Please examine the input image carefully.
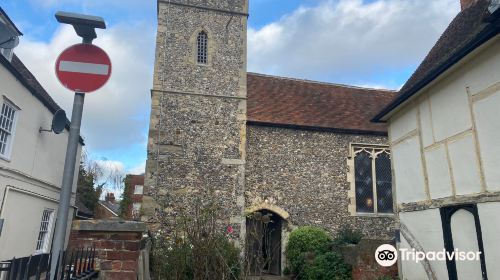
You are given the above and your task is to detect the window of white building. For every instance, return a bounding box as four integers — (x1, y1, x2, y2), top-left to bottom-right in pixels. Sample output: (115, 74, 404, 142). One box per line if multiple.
(0, 99, 18, 159)
(349, 145, 393, 215)
(134, 185, 144, 195)
(132, 203, 141, 220)
(35, 209, 54, 254)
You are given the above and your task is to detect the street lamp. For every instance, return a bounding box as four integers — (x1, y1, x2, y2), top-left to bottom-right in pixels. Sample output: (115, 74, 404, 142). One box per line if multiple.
(55, 11, 105, 43)
(50, 11, 106, 279)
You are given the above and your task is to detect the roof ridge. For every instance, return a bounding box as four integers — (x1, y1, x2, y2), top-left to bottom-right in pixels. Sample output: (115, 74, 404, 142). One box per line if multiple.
(247, 72, 397, 92)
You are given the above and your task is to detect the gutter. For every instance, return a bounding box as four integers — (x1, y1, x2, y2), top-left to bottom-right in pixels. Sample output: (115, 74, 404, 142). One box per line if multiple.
(247, 120, 388, 136)
(372, 16, 500, 123)
(0, 7, 23, 36)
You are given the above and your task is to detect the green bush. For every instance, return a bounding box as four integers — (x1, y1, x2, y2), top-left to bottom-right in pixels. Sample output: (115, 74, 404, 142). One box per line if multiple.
(152, 232, 240, 280)
(286, 226, 332, 275)
(376, 277, 399, 280)
(333, 226, 363, 245)
(302, 251, 351, 280)
(150, 201, 241, 280)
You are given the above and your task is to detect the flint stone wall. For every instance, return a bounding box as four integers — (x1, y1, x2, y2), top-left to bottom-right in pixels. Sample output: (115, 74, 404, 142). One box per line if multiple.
(245, 125, 396, 239)
(143, 0, 248, 243)
(158, 0, 247, 13)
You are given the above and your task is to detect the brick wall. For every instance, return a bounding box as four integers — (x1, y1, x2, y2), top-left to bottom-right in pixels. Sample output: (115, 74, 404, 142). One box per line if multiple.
(123, 174, 144, 220)
(339, 239, 398, 280)
(69, 220, 146, 280)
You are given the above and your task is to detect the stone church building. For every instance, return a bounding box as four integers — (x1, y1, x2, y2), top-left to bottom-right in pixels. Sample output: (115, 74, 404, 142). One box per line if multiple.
(142, 0, 397, 275)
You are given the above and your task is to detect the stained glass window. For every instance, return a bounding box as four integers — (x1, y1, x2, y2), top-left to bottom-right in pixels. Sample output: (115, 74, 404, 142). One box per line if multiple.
(353, 146, 393, 214)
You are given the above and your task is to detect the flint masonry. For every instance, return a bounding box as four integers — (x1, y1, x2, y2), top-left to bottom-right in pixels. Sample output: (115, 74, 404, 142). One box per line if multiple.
(143, 0, 397, 275)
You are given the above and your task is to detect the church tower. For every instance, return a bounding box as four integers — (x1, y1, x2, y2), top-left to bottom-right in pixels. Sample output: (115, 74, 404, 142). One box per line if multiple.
(143, 0, 249, 242)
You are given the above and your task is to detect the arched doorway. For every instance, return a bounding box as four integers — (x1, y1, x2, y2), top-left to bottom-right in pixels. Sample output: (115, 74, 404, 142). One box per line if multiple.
(246, 209, 283, 276)
(440, 204, 487, 279)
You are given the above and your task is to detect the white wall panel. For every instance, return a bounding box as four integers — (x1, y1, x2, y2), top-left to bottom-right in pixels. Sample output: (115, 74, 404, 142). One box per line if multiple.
(0, 189, 58, 260)
(0, 65, 81, 189)
(477, 202, 500, 278)
(400, 210, 449, 279)
(392, 136, 426, 203)
(464, 40, 500, 96)
(389, 107, 417, 142)
(399, 236, 428, 280)
(474, 90, 500, 191)
(425, 145, 453, 199)
(428, 78, 471, 142)
(419, 99, 434, 147)
(447, 134, 482, 195)
(450, 209, 482, 280)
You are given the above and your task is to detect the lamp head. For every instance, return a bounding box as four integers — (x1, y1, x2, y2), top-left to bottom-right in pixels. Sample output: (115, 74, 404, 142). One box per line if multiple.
(55, 11, 106, 42)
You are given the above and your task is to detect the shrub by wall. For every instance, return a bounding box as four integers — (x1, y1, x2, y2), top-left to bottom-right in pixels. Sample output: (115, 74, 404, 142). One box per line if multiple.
(302, 251, 351, 280)
(286, 226, 336, 277)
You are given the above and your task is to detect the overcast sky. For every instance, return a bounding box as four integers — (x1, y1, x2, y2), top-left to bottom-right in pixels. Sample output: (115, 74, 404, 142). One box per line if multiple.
(1, 0, 460, 185)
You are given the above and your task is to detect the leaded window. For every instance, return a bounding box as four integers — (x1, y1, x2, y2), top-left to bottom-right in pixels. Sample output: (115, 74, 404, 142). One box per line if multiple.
(353, 146, 393, 214)
(197, 31, 208, 64)
(0, 100, 17, 158)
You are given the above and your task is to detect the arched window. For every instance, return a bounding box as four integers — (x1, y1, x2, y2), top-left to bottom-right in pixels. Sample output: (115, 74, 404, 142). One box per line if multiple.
(197, 31, 208, 64)
(352, 145, 393, 214)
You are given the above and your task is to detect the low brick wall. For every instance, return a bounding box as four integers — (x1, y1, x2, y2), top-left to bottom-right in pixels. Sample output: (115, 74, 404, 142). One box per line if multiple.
(69, 220, 147, 280)
(339, 239, 398, 280)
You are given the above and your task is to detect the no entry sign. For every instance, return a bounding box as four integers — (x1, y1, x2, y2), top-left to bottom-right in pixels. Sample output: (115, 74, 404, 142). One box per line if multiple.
(55, 43, 111, 93)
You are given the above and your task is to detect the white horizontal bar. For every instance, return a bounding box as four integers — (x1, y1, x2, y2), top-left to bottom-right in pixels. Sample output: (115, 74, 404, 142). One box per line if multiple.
(59, 60, 109, 75)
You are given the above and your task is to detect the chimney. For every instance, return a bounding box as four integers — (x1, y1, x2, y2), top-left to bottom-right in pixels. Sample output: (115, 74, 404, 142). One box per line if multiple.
(105, 193, 116, 203)
(460, 0, 479, 10)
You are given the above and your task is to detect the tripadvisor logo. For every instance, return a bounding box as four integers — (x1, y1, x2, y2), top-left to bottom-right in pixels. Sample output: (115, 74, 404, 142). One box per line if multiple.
(375, 244, 482, 267)
(375, 244, 398, 267)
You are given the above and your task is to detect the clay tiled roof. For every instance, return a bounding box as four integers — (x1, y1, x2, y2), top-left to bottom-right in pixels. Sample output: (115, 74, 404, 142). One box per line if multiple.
(374, 0, 500, 121)
(247, 73, 397, 134)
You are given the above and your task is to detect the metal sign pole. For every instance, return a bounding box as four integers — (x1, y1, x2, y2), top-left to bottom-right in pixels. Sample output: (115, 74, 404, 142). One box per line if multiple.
(50, 34, 96, 280)
(49, 12, 107, 279)
(49, 91, 85, 278)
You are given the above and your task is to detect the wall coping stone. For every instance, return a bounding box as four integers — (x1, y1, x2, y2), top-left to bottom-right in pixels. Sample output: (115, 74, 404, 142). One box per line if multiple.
(72, 220, 147, 232)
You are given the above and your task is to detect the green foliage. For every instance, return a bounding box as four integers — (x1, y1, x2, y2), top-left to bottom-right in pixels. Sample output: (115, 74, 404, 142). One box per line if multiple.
(286, 226, 332, 276)
(286, 226, 354, 279)
(283, 266, 291, 275)
(76, 162, 103, 212)
(151, 201, 241, 280)
(302, 252, 351, 280)
(152, 234, 240, 280)
(119, 175, 133, 218)
(333, 226, 363, 245)
(376, 277, 399, 280)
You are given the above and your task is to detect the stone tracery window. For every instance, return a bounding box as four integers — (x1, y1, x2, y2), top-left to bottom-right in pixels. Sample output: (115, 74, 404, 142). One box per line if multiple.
(197, 31, 208, 64)
(352, 145, 393, 214)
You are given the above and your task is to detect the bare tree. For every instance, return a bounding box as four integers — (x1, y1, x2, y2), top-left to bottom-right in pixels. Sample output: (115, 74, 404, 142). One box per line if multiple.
(80, 149, 125, 193)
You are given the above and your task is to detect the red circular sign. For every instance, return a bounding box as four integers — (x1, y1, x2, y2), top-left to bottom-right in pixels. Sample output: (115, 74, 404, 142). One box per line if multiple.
(55, 44, 111, 93)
